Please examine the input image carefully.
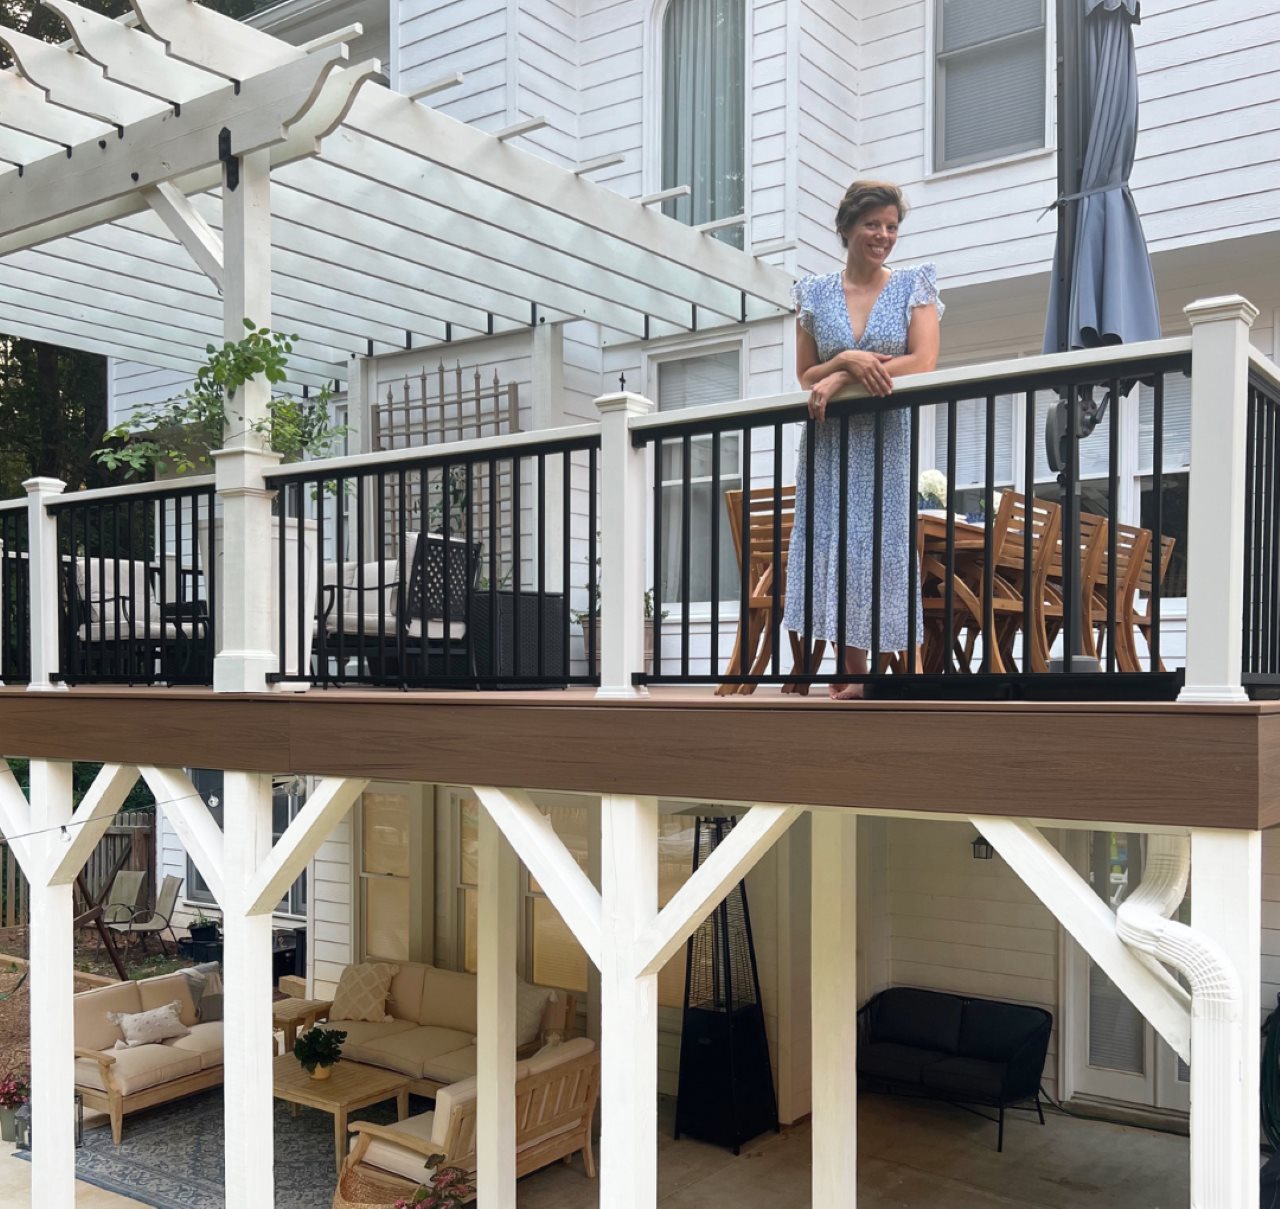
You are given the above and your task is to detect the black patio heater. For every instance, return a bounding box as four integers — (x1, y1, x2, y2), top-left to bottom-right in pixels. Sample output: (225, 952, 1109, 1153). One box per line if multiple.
(673, 815, 778, 1155)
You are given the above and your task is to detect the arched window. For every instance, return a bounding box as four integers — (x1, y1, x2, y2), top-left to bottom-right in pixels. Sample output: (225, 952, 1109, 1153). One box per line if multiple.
(660, 0, 746, 247)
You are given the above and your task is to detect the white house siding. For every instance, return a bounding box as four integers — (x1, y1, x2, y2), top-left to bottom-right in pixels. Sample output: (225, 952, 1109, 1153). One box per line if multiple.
(884, 817, 1061, 1101)
(309, 816, 356, 999)
(398, 0, 512, 130)
(107, 360, 195, 427)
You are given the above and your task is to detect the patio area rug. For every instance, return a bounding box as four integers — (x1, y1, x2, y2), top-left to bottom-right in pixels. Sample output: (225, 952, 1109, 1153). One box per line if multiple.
(15, 1088, 432, 1209)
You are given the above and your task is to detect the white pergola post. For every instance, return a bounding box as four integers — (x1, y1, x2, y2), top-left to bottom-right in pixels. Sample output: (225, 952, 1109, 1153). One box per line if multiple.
(220, 770, 277, 1206)
(810, 810, 857, 1208)
(599, 793, 659, 1209)
(476, 806, 518, 1207)
(213, 146, 283, 693)
(22, 477, 66, 692)
(1179, 294, 1258, 703)
(26, 759, 75, 1208)
(594, 393, 655, 699)
(1190, 828, 1261, 1209)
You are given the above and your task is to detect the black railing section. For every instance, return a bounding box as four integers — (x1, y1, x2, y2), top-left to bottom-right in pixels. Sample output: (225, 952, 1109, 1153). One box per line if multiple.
(1243, 370, 1280, 696)
(263, 435, 600, 689)
(47, 484, 218, 686)
(0, 507, 30, 684)
(635, 351, 1191, 700)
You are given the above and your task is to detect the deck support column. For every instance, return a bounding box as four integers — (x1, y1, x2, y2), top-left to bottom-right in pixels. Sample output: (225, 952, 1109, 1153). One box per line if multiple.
(811, 810, 856, 1208)
(477, 805, 518, 1207)
(27, 759, 75, 1208)
(1190, 828, 1260, 1209)
(599, 793, 659, 1209)
(214, 145, 282, 693)
(221, 771, 277, 1207)
(22, 477, 66, 691)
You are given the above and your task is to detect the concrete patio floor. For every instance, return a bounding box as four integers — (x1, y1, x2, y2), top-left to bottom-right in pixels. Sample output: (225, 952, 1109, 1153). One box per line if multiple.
(0, 1093, 1189, 1208)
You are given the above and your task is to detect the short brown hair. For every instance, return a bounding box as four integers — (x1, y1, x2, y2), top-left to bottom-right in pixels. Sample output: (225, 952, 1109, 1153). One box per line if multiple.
(835, 180, 908, 247)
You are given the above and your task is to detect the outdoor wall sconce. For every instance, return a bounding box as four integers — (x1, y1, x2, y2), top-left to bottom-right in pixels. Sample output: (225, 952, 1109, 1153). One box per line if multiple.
(971, 834, 994, 861)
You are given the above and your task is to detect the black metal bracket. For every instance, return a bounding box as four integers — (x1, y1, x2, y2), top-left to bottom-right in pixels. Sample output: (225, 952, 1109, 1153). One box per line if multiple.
(218, 127, 239, 191)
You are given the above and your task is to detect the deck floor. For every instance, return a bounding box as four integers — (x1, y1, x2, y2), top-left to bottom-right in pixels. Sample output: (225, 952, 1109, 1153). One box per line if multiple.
(0, 1093, 1190, 1208)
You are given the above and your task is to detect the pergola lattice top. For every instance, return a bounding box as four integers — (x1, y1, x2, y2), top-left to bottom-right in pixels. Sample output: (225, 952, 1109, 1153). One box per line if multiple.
(0, 0, 795, 387)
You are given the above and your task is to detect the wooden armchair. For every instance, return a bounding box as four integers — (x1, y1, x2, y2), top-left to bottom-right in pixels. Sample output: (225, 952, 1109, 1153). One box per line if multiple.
(1085, 521, 1153, 671)
(1029, 510, 1110, 672)
(1121, 532, 1176, 672)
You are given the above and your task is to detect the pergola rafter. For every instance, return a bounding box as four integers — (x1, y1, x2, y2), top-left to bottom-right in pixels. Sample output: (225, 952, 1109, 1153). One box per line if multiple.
(0, 0, 793, 384)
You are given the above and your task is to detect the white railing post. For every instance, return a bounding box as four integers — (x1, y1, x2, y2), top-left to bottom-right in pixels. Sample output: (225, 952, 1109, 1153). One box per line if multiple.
(593, 392, 654, 699)
(1179, 295, 1259, 703)
(22, 476, 66, 692)
(214, 147, 283, 693)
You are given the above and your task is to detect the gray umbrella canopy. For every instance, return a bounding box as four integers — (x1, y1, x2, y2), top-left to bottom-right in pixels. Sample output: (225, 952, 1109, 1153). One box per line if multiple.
(1044, 0, 1160, 351)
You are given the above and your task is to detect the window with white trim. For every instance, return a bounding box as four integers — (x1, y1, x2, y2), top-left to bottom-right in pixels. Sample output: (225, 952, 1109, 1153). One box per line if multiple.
(656, 349, 743, 609)
(661, 0, 747, 247)
(932, 395, 1016, 518)
(934, 0, 1047, 170)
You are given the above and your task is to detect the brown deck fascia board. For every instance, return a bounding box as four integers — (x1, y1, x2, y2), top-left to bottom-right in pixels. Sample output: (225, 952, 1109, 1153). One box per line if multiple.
(0, 688, 1275, 830)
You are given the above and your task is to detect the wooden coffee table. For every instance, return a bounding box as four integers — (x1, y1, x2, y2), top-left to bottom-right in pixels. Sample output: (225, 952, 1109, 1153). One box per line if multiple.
(272, 996, 333, 1054)
(272, 1054, 411, 1173)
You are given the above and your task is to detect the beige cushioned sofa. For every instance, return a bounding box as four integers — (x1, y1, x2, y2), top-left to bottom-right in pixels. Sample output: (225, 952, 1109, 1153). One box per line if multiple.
(74, 972, 222, 1144)
(319, 962, 571, 1097)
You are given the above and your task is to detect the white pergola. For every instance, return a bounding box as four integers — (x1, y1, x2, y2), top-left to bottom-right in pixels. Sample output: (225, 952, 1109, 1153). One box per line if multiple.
(0, 0, 794, 387)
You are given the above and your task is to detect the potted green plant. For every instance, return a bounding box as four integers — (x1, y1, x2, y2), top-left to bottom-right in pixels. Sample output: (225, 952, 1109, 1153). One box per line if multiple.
(294, 1025, 346, 1081)
(393, 1157, 476, 1208)
(0, 1070, 29, 1143)
(187, 912, 220, 945)
(572, 555, 667, 676)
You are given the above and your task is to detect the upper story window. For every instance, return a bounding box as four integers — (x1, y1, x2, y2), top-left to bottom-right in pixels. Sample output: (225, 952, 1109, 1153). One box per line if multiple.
(934, 0, 1047, 171)
(661, 0, 747, 248)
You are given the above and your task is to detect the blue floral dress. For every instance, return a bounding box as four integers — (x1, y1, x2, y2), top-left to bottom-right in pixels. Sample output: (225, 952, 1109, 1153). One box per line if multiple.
(783, 264, 944, 651)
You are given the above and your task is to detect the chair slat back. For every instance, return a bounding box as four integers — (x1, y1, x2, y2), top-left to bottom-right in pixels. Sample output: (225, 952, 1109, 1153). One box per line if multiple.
(154, 874, 181, 919)
(1135, 533, 1176, 595)
(723, 486, 797, 586)
(992, 492, 1061, 581)
(1092, 520, 1153, 599)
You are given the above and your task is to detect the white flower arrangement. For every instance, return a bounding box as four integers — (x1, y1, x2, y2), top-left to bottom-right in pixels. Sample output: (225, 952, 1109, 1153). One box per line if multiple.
(917, 468, 948, 508)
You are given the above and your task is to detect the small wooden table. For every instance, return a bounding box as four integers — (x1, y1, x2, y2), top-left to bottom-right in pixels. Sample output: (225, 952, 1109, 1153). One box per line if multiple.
(272, 997, 333, 1054)
(272, 1055, 411, 1173)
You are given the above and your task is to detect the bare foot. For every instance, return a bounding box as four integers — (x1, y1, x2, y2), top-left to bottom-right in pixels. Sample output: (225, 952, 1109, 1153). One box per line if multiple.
(828, 683, 865, 701)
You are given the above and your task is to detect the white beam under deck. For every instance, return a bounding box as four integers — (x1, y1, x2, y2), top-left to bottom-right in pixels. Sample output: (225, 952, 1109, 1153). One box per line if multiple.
(0, 0, 793, 377)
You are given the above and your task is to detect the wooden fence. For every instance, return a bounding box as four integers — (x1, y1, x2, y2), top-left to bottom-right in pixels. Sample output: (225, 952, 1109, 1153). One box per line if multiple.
(0, 808, 155, 929)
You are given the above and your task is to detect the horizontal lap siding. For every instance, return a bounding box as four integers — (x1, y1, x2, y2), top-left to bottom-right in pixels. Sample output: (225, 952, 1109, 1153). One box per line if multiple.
(107, 361, 194, 426)
(398, 0, 510, 130)
(518, 0, 581, 166)
(885, 818, 1060, 1100)
(311, 817, 354, 998)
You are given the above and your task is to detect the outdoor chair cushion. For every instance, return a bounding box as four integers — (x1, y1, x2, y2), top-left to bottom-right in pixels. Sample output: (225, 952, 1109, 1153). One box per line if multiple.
(431, 1076, 476, 1144)
(75, 1045, 201, 1096)
(419, 1046, 479, 1086)
(74, 981, 142, 1053)
(332, 962, 400, 1024)
(108, 1000, 190, 1049)
(418, 967, 477, 1034)
(386, 964, 427, 1023)
(161, 1021, 224, 1070)
(524, 1036, 595, 1075)
(921, 1056, 1008, 1102)
(321, 1018, 416, 1051)
(137, 973, 199, 1027)
(854, 1041, 942, 1086)
(869, 987, 963, 1054)
(515, 982, 553, 1048)
(352, 1110, 439, 1185)
(356, 1026, 478, 1080)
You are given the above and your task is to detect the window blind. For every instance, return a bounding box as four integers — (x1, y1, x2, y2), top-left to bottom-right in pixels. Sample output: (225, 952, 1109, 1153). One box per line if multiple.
(933, 395, 1015, 488)
(1138, 372, 1193, 472)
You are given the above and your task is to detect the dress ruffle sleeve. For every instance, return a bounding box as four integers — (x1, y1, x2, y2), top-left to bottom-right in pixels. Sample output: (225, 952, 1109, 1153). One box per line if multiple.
(791, 275, 818, 337)
(908, 262, 945, 320)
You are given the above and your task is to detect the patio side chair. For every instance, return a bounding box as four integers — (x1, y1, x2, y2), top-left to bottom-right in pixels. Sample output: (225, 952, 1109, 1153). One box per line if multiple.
(108, 873, 182, 957)
(1125, 533, 1177, 672)
(100, 869, 146, 926)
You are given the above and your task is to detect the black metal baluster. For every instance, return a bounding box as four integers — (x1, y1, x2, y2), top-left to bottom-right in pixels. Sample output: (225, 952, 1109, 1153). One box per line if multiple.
(1106, 378, 1120, 674)
(804, 419, 815, 686)
(771, 424, 784, 679)
(681, 432, 692, 679)
(561, 451, 571, 684)
(537, 452, 546, 681)
(908, 405, 919, 675)
(738, 429, 752, 689)
(512, 455, 522, 683)
(1150, 374, 1164, 672)
(710, 433, 721, 684)
(944, 399, 957, 674)
(1023, 392, 1036, 675)
(587, 447, 597, 683)
(982, 396, 995, 675)
(871, 409, 884, 677)
(837, 413, 850, 684)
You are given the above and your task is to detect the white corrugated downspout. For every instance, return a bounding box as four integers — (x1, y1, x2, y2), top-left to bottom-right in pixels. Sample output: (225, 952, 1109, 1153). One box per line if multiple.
(1115, 835, 1243, 1209)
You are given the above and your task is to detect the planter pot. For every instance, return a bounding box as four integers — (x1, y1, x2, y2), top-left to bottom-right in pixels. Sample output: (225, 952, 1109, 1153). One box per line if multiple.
(310, 1064, 334, 1081)
(0, 1107, 16, 1143)
(188, 924, 219, 944)
(588, 619, 655, 678)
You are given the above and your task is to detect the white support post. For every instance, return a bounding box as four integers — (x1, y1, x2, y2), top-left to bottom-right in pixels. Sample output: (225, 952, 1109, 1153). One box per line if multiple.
(476, 806, 518, 1208)
(810, 810, 856, 1209)
(27, 759, 75, 1209)
(47, 763, 140, 886)
(1179, 295, 1259, 703)
(221, 771, 277, 1207)
(533, 323, 566, 589)
(140, 765, 226, 904)
(213, 146, 282, 693)
(599, 793, 659, 1209)
(1190, 828, 1261, 1209)
(593, 393, 654, 699)
(23, 476, 66, 692)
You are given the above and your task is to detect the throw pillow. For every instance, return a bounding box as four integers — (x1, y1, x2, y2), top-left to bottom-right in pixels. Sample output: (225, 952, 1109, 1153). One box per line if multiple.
(331, 962, 399, 1024)
(108, 1000, 191, 1049)
(515, 981, 553, 1048)
(180, 962, 224, 1022)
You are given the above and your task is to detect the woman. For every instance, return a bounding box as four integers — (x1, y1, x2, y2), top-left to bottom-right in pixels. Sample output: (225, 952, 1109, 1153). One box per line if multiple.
(783, 180, 943, 699)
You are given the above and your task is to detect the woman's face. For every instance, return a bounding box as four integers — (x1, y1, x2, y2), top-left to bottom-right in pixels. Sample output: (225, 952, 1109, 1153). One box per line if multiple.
(845, 204, 901, 267)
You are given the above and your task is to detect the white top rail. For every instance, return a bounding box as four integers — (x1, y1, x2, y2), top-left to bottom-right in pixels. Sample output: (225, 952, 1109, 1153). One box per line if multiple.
(43, 474, 217, 507)
(263, 421, 603, 481)
(628, 335, 1195, 433)
(1248, 347, 1280, 396)
(0, 499, 24, 513)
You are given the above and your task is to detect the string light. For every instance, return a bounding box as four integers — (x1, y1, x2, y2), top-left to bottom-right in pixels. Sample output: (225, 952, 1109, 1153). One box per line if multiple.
(0, 789, 208, 845)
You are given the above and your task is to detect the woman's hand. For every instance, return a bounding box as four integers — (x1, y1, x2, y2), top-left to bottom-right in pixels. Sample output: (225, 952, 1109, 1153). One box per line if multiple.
(840, 349, 895, 397)
(808, 372, 850, 422)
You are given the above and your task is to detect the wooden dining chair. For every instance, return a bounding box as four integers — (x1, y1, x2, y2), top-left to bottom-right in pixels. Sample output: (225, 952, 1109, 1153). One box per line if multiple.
(1086, 521, 1153, 672)
(1029, 509, 1110, 673)
(716, 486, 803, 695)
(1121, 532, 1177, 672)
